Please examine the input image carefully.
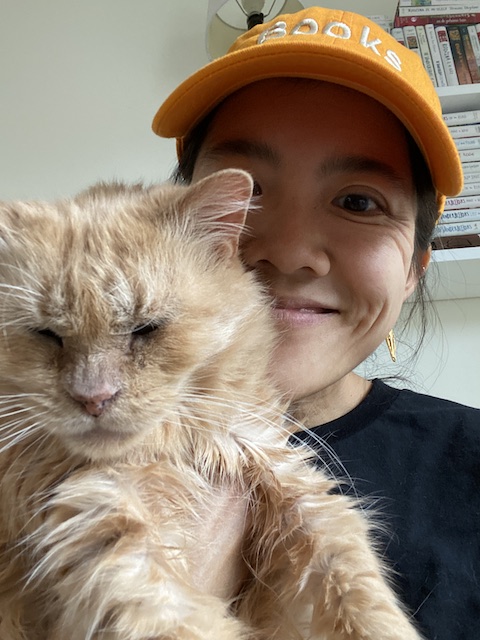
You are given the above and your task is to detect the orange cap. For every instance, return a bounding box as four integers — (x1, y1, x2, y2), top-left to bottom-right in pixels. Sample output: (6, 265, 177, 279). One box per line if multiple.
(152, 6, 463, 210)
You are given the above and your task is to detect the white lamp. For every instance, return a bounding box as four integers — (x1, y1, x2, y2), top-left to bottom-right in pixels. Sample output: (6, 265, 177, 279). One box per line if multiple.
(206, 0, 305, 60)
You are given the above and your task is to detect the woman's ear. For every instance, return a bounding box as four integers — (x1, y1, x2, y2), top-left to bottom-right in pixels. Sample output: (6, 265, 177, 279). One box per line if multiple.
(421, 246, 432, 272)
(404, 246, 432, 301)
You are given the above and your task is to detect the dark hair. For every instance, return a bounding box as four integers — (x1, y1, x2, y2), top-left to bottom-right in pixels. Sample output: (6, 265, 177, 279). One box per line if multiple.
(171, 98, 439, 352)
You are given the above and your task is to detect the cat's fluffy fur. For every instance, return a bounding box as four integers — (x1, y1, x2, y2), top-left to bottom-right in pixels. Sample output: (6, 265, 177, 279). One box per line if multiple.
(0, 170, 422, 639)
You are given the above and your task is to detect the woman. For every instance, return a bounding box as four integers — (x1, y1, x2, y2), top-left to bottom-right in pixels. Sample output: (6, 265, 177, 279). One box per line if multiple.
(152, 7, 480, 639)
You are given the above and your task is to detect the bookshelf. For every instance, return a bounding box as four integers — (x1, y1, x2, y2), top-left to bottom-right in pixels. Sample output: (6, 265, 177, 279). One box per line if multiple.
(430, 84, 480, 301)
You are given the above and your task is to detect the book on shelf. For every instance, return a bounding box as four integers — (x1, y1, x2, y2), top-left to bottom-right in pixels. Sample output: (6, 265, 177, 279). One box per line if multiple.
(459, 148, 480, 161)
(445, 193, 480, 208)
(433, 219, 480, 235)
(443, 109, 480, 125)
(398, 3, 480, 16)
(400, 0, 480, 5)
(467, 24, 480, 69)
(436, 25, 460, 84)
(462, 160, 480, 172)
(403, 24, 421, 54)
(447, 123, 480, 137)
(391, 27, 407, 45)
(462, 171, 480, 182)
(460, 25, 480, 81)
(447, 25, 473, 83)
(425, 23, 449, 84)
(393, 13, 480, 26)
(416, 25, 438, 81)
(440, 207, 480, 221)
(455, 137, 480, 150)
(458, 181, 480, 193)
(432, 233, 480, 249)
(366, 14, 393, 31)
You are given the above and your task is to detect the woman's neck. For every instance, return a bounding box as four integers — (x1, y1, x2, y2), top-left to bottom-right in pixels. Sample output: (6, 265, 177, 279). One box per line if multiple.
(289, 373, 372, 429)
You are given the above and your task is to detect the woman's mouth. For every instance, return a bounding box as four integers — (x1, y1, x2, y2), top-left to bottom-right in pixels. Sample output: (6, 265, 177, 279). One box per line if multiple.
(271, 298, 339, 327)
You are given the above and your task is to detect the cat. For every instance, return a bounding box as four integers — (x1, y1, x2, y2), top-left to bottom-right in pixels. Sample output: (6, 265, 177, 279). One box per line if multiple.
(0, 169, 423, 640)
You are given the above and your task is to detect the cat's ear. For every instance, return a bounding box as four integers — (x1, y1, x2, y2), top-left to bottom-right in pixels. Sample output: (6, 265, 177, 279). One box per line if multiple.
(180, 169, 254, 260)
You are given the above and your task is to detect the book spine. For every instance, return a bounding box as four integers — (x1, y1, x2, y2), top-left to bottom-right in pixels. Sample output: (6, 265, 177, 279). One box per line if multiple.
(432, 233, 480, 249)
(398, 0, 480, 7)
(460, 24, 480, 80)
(454, 136, 480, 149)
(436, 25, 460, 84)
(447, 123, 480, 137)
(445, 194, 480, 208)
(447, 25, 473, 83)
(459, 181, 480, 194)
(443, 109, 480, 124)
(440, 207, 480, 221)
(394, 13, 480, 26)
(462, 160, 480, 172)
(462, 159, 480, 171)
(467, 24, 480, 71)
(391, 27, 407, 45)
(463, 171, 480, 182)
(416, 25, 438, 83)
(400, 0, 480, 4)
(399, 3, 480, 15)
(434, 220, 480, 236)
(459, 148, 480, 161)
(426, 23, 449, 85)
(366, 15, 392, 31)
(403, 25, 421, 54)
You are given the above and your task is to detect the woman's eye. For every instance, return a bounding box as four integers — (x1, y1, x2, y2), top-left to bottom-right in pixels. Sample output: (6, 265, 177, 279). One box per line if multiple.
(252, 180, 263, 196)
(335, 193, 380, 213)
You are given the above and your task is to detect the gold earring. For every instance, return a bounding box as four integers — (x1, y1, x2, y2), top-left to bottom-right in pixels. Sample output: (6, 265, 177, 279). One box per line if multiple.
(386, 329, 396, 362)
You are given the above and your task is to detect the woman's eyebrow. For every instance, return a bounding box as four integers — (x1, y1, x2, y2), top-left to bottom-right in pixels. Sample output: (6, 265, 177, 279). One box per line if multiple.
(200, 138, 281, 167)
(318, 155, 410, 189)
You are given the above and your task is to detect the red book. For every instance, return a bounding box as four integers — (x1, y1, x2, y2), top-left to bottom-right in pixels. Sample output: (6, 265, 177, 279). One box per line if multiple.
(393, 13, 480, 27)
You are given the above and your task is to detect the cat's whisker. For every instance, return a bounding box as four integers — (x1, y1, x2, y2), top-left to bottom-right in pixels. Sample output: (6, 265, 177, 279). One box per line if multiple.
(0, 392, 47, 402)
(0, 316, 39, 331)
(0, 416, 49, 451)
(0, 281, 42, 299)
(0, 405, 45, 421)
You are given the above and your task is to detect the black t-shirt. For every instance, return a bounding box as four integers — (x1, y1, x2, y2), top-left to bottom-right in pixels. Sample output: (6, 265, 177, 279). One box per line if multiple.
(292, 379, 480, 640)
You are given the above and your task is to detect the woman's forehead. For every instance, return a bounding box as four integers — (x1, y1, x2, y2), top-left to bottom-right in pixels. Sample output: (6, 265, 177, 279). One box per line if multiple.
(202, 79, 412, 173)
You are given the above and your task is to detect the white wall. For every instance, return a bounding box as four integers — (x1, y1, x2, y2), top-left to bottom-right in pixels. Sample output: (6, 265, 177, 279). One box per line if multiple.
(1, 0, 479, 408)
(0, 0, 210, 199)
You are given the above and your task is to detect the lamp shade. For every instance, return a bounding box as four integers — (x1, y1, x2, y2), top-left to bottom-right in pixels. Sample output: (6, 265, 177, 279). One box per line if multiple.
(206, 0, 305, 60)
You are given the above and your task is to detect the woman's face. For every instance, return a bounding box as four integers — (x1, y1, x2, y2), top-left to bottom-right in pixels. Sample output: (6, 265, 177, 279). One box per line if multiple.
(192, 79, 424, 401)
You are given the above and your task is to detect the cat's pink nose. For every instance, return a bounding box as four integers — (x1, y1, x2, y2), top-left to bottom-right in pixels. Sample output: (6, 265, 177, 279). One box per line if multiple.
(72, 390, 119, 417)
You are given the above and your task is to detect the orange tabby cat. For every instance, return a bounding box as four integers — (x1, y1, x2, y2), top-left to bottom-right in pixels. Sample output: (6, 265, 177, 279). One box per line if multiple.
(0, 169, 423, 639)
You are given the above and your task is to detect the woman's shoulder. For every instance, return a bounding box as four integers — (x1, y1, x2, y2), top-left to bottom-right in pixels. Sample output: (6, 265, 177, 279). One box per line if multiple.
(378, 379, 480, 434)
(294, 378, 480, 450)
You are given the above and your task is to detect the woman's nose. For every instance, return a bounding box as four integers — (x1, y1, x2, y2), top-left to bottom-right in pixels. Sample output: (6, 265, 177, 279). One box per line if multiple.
(241, 202, 331, 277)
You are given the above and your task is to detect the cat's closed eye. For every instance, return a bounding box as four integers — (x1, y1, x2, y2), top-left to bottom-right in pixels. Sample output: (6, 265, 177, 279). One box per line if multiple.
(35, 328, 63, 347)
(132, 321, 164, 338)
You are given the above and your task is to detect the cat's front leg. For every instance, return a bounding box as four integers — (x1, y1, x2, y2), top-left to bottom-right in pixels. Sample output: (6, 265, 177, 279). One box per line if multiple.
(31, 467, 249, 640)
(295, 489, 425, 640)
(238, 456, 424, 640)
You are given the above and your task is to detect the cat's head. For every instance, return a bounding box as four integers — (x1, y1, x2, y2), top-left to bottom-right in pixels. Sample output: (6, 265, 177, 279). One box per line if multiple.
(0, 169, 275, 461)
